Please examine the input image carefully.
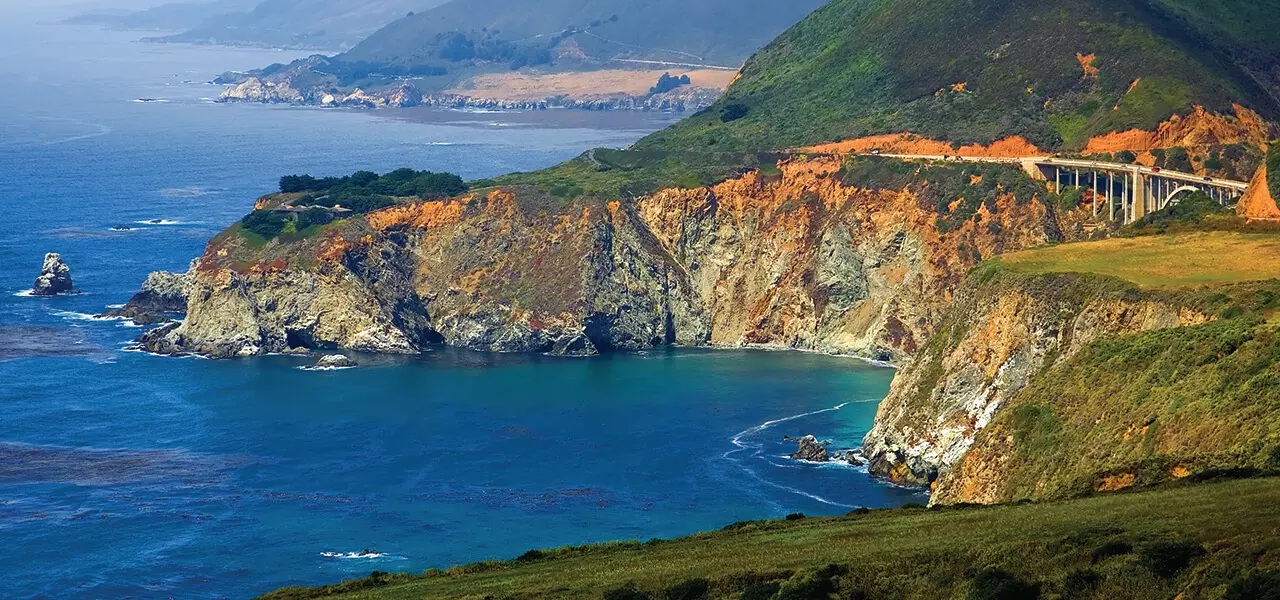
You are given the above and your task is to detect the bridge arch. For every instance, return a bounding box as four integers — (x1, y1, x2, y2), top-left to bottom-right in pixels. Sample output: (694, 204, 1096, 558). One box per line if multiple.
(1161, 185, 1205, 210)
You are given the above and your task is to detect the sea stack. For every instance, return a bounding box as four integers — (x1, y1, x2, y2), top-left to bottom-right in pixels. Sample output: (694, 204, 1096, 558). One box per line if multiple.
(32, 253, 73, 296)
(789, 435, 829, 462)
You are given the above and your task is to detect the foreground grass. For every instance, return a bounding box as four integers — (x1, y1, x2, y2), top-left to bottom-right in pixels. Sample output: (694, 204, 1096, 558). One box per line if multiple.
(995, 232, 1280, 287)
(262, 478, 1280, 600)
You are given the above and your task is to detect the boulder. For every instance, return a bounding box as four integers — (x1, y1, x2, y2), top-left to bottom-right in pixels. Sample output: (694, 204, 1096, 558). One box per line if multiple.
(789, 435, 829, 462)
(103, 260, 196, 324)
(32, 253, 73, 296)
(315, 354, 356, 369)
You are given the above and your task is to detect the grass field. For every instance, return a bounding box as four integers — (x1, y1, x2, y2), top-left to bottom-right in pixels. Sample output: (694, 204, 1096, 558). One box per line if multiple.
(995, 232, 1280, 287)
(261, 478, 1280, 600)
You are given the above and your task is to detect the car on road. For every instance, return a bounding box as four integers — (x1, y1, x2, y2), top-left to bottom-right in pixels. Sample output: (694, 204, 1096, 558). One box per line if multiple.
(870, 149, 881, 155)
(1151, 167, 1162, 172)
(1204, 177, 1214, 182)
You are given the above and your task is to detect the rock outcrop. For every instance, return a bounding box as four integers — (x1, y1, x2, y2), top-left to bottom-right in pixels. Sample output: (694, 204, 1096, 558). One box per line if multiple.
(104, 260, 197, 324)
(789, 435, 829, 462)
(32, 253, 73, 296)
(140, 157, 1063, 359)
(314, 354, 356, 369)
(861, 271, 1210, 494)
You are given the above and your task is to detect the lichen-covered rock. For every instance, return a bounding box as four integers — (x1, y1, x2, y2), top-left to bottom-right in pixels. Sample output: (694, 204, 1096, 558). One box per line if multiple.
(790, 435, 829, 462)
(103, 260, 197, 324)
(32, 253, 72, 296)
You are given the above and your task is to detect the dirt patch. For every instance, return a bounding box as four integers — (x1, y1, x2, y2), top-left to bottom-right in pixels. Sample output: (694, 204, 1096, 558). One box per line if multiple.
(804, 133, 1041, 158)
(447, 69, 737, 102)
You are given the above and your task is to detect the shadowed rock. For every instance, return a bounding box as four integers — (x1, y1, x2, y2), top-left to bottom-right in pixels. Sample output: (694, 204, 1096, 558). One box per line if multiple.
(790, 435, 829, 462)
(104, 260, 196, 324)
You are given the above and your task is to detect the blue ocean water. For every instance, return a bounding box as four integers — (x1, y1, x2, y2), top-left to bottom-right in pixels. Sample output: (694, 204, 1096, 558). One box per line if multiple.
(0, 11, 919, 600)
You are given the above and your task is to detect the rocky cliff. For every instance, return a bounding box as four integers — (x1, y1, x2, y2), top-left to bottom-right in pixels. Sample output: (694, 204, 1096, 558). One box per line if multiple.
(861, 270, 1211, 492)
(141, 157, 1064, 359)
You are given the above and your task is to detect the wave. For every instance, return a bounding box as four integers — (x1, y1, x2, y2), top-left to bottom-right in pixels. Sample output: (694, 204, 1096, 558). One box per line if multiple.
(320, 550, 397, 560)
(14, 289, 37, 297)
(721, 402, 870, 508)
(424, 141, 456, 146)
(296, 365, 355, 372)
(132, 98, 170, 103)
(135, 219, 183, 226)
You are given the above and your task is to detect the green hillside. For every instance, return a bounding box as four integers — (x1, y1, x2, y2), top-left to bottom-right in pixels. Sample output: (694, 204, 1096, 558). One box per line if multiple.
(639, 0, 1280, 152)
(260, 477, 1280, 599)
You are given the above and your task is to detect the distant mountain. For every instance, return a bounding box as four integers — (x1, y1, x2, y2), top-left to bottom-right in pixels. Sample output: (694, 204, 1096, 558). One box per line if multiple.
(151, 0, 452, 50)
(343, 0, 831, 69)
(65, 0, 259, 31)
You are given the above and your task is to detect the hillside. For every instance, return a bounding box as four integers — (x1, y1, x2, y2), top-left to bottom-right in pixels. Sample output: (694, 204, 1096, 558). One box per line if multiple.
(215, 0, 826, 109)
(641, 0, 1280, 152)
(341, 0, 829, 69)
(153, 0, 449, 50)
(260, 477, 1280, 599)
(65, 0, 259, 31)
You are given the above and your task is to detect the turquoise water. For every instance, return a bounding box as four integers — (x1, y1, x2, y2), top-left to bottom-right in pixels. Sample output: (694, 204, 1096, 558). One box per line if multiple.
(0, 11, 918, 599)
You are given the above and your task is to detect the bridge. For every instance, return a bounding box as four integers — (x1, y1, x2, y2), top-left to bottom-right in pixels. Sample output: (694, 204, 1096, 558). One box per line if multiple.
(865, 154, 1250, 224)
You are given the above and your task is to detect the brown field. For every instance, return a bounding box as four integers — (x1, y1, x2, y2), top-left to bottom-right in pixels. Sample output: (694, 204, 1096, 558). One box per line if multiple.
(446, 69, 738, 101)
(997, 231, 1280, 287)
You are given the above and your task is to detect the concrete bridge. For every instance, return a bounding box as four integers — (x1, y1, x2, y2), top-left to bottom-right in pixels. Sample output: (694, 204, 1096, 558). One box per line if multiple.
(866, 154, 1250, 224)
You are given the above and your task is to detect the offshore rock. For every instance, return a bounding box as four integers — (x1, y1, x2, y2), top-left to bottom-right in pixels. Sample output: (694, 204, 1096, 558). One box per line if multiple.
(314, 354, 356, 369)
(32, 253, 73, 296)
(103, 260, 197, 324)
(790, 435, 829, 462)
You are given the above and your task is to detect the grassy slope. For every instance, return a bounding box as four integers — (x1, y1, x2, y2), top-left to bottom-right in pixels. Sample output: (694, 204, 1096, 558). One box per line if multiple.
(995, 231, 1280, 287)
(942, 230, 1280, 503)
(640, 0, 1280, 153)
(261, 477, 1280, 600)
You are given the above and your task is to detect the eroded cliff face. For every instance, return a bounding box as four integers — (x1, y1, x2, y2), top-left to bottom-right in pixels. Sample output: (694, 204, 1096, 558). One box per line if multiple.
(861, 272, 1210, 496)
(143, 158, 1061, 360)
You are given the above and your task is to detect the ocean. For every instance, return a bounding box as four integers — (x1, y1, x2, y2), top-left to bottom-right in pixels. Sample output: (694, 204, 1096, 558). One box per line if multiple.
(0, 10, 920, 599)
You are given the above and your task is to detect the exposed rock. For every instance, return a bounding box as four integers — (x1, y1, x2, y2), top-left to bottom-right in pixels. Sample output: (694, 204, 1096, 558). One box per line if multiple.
(314, 354, 356, 369)
(141, 157, 1065, 359)
(103, 260, 197, 324)
(861, 272, 1211, 498)
(790, 435, 829, 462)
(32, 253, 73, 296)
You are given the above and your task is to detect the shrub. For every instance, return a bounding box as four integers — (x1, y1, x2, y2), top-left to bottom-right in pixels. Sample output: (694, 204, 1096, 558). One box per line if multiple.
(846, 507, 871, 516)
(721, 104, 749, 122)
(1061, 569, 1102, 598)
(663, 578, 709, 600)
(603, 585, 651, 600)
(1267, 145, 1280, 201)
(900, 502, 927, 510)
(967, 568, 1040, 600)
(1090, 540, 1133, 563)
(739, 582, 781, 600)
(785, 513, 807, 520)
(1115, 150, 1137, 164)
(241, 210, 290, 239)
(775, 564, 844, 600)
(1138, 539, 1205, 577)
(516, 549, 544, 562)
(1225, 570, 1280, 600)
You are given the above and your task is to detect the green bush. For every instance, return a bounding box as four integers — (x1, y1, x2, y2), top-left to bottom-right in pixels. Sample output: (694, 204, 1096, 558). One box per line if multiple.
(240, 210, 290, 239)
(1138, 539, 1205, 578)
(720, 104, 749, 123)
(1225, 570, 1280, 600)
(1115, 150, 1137, 164)
(662, 578, 709, 600)
(1267, 145, 1280, 200)
(739, 582, 781, 600)
(968, 569, 1040, 600)
(1090, 540, 1133, 563)
(785, 513, 806, 520)
(1060, 569, 1102, 598)
(603, 585, 650, 600)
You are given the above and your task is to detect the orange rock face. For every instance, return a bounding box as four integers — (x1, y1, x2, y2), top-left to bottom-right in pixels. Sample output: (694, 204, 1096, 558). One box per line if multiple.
(1238, 162, 1280, 221)
(804, 133, 1042, 158)
(1084, 104, 1271, 156)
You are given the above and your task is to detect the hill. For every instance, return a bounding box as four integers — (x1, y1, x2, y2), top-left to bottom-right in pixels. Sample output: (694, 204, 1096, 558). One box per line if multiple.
(153, 0, 449, 50)
(341, 0, 829, 70)
(65, 0, 259, 31)
(260, 477, 1280, 599)
(640, 0, 1280, 152)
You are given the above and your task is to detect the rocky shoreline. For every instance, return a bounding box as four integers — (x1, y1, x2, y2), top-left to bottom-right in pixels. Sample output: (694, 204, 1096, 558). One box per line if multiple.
(215, 75, 723, 112)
